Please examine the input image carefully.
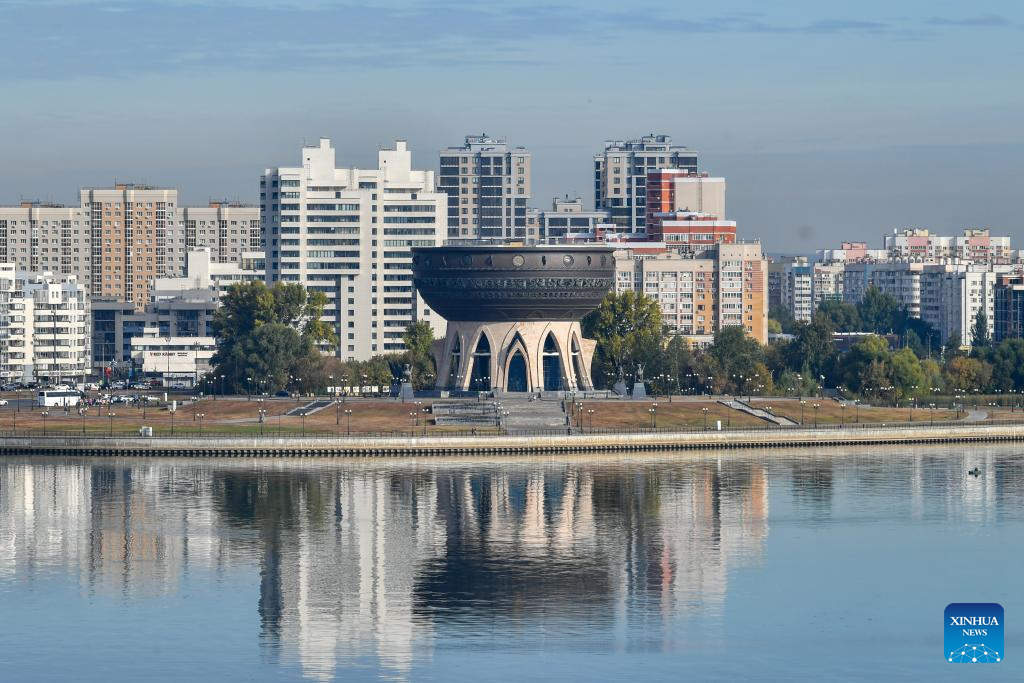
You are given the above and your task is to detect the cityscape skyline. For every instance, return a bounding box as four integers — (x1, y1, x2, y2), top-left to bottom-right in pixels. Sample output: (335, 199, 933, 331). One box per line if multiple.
(2, 0, 1022, 253)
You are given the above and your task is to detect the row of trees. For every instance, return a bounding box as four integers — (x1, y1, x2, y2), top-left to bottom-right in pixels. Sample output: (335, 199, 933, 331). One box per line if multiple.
(207, 282, 438, 395)
(584, 287, 1024, 401)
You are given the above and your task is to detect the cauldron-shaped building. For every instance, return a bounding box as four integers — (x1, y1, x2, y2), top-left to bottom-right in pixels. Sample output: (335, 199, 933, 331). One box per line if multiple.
(412, 244, 615, 392)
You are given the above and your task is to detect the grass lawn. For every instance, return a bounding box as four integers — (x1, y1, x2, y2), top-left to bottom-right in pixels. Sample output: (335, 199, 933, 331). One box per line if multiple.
(0, 398, 495, 437)
(754, 399, 958, 425)
(579, 401, 766, 431)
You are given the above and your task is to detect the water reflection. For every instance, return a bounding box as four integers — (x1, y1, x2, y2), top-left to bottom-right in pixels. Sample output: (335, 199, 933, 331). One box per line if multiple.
(1, 448, 1021, 681)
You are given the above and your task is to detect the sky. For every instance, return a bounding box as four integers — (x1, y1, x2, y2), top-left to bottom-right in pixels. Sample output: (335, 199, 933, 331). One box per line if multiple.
(1, 0, 1022, 253)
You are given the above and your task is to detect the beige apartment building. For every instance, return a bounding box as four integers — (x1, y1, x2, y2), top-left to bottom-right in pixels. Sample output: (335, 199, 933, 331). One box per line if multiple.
(80, 184, 178, 310)
(614, 242, 768, 345)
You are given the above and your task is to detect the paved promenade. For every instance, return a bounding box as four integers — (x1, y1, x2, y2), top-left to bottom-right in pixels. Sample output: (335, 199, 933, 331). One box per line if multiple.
(2, 420, 1023, 457)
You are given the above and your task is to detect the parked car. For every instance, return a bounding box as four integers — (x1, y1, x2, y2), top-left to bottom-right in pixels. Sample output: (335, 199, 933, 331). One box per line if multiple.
(0, 383, 17, 392)
(275, 390, 290, 397)
(83, 382, 100, 391)
(0, 399, 8, 406)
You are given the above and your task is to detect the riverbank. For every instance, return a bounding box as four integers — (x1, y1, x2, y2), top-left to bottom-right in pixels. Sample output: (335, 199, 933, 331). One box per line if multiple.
(3, 420, 1024, 457)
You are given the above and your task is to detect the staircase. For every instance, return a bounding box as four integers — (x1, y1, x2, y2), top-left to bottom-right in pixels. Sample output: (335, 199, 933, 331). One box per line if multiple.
(286, 399, 333, 417)
(500, 396, 569, 432)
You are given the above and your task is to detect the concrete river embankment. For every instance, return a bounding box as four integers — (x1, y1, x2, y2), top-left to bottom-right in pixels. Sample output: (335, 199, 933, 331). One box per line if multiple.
(2, 421, 1024, 457)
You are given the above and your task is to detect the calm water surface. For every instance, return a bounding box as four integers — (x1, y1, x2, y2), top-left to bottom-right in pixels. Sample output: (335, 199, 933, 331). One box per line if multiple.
(1, 446, 1022, 681)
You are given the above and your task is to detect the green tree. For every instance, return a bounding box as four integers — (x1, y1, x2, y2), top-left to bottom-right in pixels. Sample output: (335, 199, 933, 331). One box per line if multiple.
(838, 335, 891, 396)
(920, 358, 944, 397)
(709, 326, 764, 394)
(943, 356, 992, 394)
(785, 317, 835, 378)
(402, 321, 435, 359)
(858, 287, 900, 333)
(211, 281, 335, 394)
(815, 300, 862, 332)
(583, 290, 663, 387)
(768, 305, 797, 334)
(971, 308, 990, 349)
(889, 347, 925, 401)
(988, 338, 1024, 391)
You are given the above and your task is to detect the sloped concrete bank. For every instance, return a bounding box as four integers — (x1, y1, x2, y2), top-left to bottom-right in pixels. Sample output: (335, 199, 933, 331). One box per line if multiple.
(2, 422, 1024, 457)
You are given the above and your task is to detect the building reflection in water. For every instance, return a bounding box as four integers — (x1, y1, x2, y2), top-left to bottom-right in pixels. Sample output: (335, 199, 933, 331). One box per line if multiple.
(1, 448, 1017, 681)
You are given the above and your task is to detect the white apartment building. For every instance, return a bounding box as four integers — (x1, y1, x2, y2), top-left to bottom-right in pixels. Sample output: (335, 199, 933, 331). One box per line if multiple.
(768, 257, 812, 322)
(0, 264, 90, 385)
(614, 242, 768, 346)
(812, 262, 844, 308)
(883, 228, 1015, 264)
(262, 138, 446, 360)
(919, 265, 1006, 347)
(843, 262, 924, 316)
(0, 202, 92, 290)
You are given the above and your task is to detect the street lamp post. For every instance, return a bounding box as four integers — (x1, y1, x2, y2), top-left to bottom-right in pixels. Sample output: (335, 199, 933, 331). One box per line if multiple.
(258, 408, 266, 437)
(345, 409, 353, 436)
(649, 402, 658, 429)
(108, 411, 116, 436)
(813, 403, 820, 427)
(169, 405, 176, 435)
(587, 408, 594, 433)
(702, 406, 709, 431)
(800, 399, 807, 425)
(197, 412, 205, 436)
(41, 411, 49, 436)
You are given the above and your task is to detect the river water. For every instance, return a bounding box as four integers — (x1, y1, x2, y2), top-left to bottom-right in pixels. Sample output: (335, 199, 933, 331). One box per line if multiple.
(1, 446, 1021, 681)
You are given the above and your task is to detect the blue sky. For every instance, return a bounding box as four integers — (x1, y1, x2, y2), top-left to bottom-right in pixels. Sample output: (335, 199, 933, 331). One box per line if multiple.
(1, 0, 1021, 252)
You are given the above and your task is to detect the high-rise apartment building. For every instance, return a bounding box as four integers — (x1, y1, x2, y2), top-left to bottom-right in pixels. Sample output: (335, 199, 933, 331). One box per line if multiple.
(0, 264, 90, 385)
(169, 202, 260, 275)
(614, 242, 768, 345)
(594, 135, 698, 232)
(842, 262, 925, 317)
(0, 202, 92, 289)
(918, 265, 1002, 346)
(263, 138, 446, 360)
(438, 134, 531, 239)
(80, 184, 178, 310)
(768, 257, 813, 323)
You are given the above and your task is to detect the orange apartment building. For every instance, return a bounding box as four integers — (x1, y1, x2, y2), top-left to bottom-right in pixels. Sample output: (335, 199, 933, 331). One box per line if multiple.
(81, 184, 178, 310)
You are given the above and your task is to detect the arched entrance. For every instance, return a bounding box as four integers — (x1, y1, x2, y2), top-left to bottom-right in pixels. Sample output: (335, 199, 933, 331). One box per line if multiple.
(507, 351, 528, 392)
(468, 334, 491, 390)
(542, 333, 563, 391)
